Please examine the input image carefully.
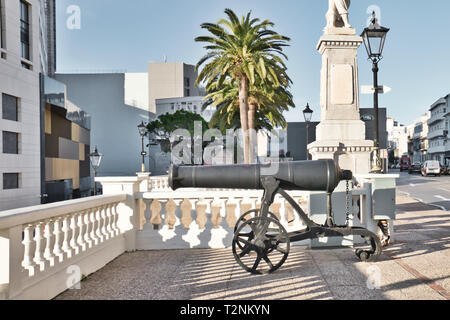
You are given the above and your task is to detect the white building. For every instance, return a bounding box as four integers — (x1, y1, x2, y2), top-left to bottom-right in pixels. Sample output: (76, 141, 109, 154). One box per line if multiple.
(386, 117, 408, 160)
(0, 0, 55, 210)
(427, 95, 449, 165)
(155, 96, 214, 121)
(409, 113, 430, 164)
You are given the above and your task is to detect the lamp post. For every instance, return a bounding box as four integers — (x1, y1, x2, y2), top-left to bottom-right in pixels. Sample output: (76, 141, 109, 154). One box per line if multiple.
(89, 146, 103, 196)
(303, 103, 314, 160)
(138, 121, 148, 172)
(361, 11, 390, 173)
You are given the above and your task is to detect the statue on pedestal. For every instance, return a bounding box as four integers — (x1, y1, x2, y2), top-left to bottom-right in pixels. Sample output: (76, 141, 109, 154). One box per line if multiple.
(326, 0, 352, 29)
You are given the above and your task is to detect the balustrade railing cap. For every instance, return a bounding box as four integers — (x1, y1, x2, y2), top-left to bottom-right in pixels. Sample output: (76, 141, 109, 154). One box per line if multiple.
(95, 177, 143, 183)
(355, 174, 400, 179)
(0, 194, 126, 230)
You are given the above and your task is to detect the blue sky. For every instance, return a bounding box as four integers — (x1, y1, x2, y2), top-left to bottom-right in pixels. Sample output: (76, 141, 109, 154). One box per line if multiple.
(56, 0, 450, 126)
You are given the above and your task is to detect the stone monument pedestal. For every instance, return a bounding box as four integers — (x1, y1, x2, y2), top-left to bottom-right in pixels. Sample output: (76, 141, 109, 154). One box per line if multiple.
(308, 28, 374, 175)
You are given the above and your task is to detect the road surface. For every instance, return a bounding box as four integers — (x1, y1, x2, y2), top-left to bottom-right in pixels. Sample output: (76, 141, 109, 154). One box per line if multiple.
(395, 169, 450, 211)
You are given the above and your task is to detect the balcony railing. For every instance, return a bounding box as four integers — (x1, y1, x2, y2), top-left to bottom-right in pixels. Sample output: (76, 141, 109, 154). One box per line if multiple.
(427, 129, 446, 141)
(0, 193, 128, 300)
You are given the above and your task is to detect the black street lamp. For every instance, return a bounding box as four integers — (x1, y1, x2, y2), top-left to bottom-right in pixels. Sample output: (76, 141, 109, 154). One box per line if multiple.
(138, 121, 148, 172)
(303, 103, 314, 161)
(361, 11, 389, 173)
(89, 146, 103, 196)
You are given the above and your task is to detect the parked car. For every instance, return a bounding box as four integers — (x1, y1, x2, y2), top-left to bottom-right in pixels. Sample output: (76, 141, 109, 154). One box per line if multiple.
(421, 160, 441, 177)
(400, 155, 411, 172)
(408, 162, 422, 174)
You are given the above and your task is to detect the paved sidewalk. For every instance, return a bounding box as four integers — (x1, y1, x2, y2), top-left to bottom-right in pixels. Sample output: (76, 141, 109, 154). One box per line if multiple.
(55, 194, 450, 300)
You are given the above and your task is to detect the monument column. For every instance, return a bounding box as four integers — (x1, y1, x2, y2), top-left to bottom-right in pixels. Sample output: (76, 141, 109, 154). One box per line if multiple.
(308, 9, 374, 175)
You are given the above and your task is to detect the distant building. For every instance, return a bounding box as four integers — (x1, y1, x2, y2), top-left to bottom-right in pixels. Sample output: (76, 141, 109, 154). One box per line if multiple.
(386, 117, 408, 162)
(427, 95, 449, 165)
(409, 113, 430, 163)
(148, 62, 201, 114)
(286, 108, 387, 163)
(287, 122, 318, 161)
(42, 76, 91, 202)
(155, 96, 214, 121)
(55, 73, 151, 177)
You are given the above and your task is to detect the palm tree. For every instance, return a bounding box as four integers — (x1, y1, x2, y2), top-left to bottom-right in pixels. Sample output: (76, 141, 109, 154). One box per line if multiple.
(195, 9, 291, 163)
(204, 77, 294, 161)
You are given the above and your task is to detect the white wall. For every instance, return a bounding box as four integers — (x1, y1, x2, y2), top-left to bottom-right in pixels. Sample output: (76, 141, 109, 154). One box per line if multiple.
(124, 73, 148, 111)
(55, 73, 151, 177)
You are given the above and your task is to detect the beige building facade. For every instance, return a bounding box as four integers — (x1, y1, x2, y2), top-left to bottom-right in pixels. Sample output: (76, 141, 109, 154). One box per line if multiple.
(0, 0, 42, 210)
(148, 62, 200, 113)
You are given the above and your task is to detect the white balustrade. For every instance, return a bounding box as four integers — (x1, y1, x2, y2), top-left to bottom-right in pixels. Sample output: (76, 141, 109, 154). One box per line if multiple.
(0, 172, 398, 300)
(137, 189, 310, 250)
(0, 194, 127, 300)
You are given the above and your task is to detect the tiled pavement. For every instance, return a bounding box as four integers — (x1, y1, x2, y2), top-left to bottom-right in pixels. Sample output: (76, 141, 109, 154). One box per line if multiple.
(55, 194, 450, 300)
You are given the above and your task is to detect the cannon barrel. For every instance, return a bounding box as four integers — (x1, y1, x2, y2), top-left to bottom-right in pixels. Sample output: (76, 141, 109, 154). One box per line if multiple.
(169, 160, 352, 194)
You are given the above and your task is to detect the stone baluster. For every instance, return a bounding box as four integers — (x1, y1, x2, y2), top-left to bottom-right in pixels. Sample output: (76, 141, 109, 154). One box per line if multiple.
(284, 201, 295, 226)
(195, 201, 208, 230)
(22, 224, 37, 275)
(69, 213, 80, 255)
(111, 202, 120, 236)
(240, 202, 253, 217)
(61, 215, 73, 258)
(165, 199, 178, 230)
(95, 206, 105, 243)
(150, 199, 162, 229)
(270, 202, 282, 220)
(99, 205, 109, 241)
(83, 209, 93, 249)
(43, 219, 55, 266)
(225, 201, 237, 228)
(143, 199, 151, 229)
(139, 199, 147, 230)
(102, 204, 113, 240)
(250, 197, 258, 210)
(76, 211, 87, 252)
(53, 217, 64, 263)
(33, 222, 47, 271)
(90, 207, 100, 246)
(180, 199, 193, 229)
(210, 200, 222, 229)
(106, 204, 114, 239)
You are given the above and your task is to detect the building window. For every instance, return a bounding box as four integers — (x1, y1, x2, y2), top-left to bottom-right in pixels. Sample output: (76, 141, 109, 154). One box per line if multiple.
(185, 77, 190, 87)
(185, 89, 190, 97)
(3, 173, 19, 190)
(2, 94, 19, 121)
(20, 1, 30, 61)
(2, 131, 19, 154)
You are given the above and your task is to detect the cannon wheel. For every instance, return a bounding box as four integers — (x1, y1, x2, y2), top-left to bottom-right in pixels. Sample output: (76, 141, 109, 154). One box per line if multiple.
(234, 210, 280, 250)
(232, 217, 290, 275)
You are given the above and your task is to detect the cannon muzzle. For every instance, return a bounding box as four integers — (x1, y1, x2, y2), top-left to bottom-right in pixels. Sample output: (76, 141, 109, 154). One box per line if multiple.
(169, 160, 352, 193)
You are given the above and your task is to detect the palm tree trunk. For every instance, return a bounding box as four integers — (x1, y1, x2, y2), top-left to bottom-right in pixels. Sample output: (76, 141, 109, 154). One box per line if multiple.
(239, 76, 250, 164)
(248, 103, 257, 163)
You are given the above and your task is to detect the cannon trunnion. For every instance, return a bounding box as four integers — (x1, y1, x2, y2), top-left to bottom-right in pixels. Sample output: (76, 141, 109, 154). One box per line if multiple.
(169, 160, 382, 275)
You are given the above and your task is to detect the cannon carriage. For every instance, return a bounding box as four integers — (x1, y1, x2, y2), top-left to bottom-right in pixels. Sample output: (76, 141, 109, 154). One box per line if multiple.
(169, 160, 382, 275)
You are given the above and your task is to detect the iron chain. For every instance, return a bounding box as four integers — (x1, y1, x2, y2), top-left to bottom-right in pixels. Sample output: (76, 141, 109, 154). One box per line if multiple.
(345, 180, 351, 227)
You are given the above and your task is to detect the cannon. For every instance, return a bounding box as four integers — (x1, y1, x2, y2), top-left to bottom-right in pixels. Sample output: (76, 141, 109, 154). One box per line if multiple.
(169, 160, 382, 275)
